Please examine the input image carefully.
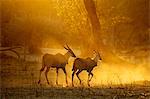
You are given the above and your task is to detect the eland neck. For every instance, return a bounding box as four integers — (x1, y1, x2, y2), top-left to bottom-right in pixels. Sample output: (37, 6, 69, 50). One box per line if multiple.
(64, 51, 70, 61)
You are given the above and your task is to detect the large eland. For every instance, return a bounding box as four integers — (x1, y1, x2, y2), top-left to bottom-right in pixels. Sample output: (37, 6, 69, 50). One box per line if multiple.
(38, 45, 76, 85)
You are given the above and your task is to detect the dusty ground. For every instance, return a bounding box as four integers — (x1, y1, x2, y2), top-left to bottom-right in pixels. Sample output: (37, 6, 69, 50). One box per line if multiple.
(1, 86, 150, 99)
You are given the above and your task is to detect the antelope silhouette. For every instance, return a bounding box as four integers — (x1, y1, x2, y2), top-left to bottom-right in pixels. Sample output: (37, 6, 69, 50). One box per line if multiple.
(38, 45, 76, 85)
(72, 51, 102, 86)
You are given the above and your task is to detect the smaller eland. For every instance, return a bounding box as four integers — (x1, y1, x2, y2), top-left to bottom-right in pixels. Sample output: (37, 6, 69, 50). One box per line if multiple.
(72, 51, 102, 86)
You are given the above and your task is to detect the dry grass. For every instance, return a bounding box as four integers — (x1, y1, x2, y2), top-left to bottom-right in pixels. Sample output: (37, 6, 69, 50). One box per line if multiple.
(1, 85, 150, 99)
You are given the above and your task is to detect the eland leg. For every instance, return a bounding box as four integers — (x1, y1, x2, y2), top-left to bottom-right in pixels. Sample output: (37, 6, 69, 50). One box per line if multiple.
(72, 70, 77, 87)
(76, 70, 82, 85)
(38, 65, 45, 84)
(89, 72, 93, 82)
(62, 68, 68, 85)
(88, 73, 90, 86)
(45, 67, 50, 84)
(56, 68, 59, 85)
(88, 72, 93, 86)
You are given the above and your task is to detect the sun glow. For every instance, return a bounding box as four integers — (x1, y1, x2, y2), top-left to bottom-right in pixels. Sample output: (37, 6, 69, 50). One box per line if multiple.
(2, 0, 149, 88)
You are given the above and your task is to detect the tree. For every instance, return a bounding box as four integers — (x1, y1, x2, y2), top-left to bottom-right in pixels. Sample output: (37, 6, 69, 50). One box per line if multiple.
(83, 0, 133, 63)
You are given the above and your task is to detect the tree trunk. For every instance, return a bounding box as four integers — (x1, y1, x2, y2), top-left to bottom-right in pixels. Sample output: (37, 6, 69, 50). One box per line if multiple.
(83, 0, 127, 63)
